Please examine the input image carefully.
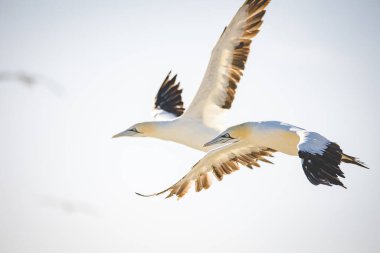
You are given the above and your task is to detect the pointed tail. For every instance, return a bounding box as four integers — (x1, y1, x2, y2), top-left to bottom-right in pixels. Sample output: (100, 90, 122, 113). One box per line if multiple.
(341, 153, 369, 169)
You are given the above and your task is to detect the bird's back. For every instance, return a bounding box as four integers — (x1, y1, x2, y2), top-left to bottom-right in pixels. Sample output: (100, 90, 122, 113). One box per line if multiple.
(250, 121, 302, 156)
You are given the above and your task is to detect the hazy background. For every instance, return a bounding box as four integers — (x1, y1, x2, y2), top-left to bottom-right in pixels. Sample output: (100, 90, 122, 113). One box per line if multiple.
(0, 0, 379, 252)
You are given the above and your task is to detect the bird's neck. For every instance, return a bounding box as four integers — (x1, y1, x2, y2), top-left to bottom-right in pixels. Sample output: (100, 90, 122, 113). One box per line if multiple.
(141, 119, 220, 151)
(142, 120, 175, 141)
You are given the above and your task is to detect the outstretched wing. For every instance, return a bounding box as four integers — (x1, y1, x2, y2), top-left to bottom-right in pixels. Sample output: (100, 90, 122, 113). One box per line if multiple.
(153, 71, 185, 120)
(136, 141, 275, 199)
(183, 0, 271, 125)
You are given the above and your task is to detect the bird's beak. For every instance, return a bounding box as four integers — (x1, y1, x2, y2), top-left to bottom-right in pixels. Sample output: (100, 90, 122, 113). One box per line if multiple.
(112, 129, 136, 138)
(203, 136, 224, 147)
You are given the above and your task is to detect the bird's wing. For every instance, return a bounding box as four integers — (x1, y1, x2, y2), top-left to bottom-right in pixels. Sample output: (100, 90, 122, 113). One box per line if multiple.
(297, 131, 348, 188)
(297, 131, 369, 188)
(183, 0, 270, 125)
(136, 141, 276, 199)
(153, 71, 185, 120)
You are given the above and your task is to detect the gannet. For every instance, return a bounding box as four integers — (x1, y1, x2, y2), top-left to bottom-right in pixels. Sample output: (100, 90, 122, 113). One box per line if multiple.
(137, 121, 369, 199)
(113, 0, 271, 151)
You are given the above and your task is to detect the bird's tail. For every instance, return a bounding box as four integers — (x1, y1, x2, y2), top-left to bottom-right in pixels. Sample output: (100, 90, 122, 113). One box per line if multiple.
(341, 153, 369, 169)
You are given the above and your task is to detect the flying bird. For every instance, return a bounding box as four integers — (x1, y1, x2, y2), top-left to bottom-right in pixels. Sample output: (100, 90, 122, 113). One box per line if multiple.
(137, 121, 369, 199)
(113, 0, 271, 151)
(0, 71, 64, 96)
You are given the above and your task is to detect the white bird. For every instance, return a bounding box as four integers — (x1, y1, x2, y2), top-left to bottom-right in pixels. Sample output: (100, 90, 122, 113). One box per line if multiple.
(113, 0, 271, 151)
(137, 121, 369, 199)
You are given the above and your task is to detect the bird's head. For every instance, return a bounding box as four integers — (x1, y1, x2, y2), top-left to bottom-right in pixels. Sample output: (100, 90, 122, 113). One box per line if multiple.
(112, 122, 156, 138)
(203, 123, 252, 147)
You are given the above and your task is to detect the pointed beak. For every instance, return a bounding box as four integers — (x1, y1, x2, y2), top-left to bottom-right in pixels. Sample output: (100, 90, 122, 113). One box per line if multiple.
(112, 129, 136, 138)
(203, 136, 223, 147)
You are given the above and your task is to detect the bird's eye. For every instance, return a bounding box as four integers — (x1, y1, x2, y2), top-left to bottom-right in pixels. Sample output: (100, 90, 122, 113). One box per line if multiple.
(223, 133, 231, 138)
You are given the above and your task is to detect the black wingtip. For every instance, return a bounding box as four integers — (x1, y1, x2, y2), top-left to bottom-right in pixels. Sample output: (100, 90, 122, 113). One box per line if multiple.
(154, 70, 185, 117)
(299, 144, 347, 188)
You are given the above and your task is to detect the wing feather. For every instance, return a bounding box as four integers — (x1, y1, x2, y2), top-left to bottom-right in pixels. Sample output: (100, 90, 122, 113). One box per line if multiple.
(136, 142, 276, 199)
(154, 71, 185, 119)
(183, 0, 271, 124)
(297, 132, 347, 188)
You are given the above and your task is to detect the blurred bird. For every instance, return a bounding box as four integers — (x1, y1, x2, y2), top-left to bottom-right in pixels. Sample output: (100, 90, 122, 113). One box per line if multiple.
(137, 121, 369, 199)
(0, 71, 64, 96)
(113, 0, 271, 151)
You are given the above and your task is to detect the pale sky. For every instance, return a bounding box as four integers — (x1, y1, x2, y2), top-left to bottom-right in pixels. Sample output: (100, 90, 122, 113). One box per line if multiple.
(0, 1, 379, 253)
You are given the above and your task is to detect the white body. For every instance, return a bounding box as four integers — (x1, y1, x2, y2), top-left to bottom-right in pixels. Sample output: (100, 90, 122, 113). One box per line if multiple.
(248, 121, 304, 156)
(148, 118, 221, 152)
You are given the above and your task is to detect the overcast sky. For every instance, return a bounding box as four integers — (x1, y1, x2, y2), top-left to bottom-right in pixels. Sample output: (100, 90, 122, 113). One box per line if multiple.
(0, 0, 379, 252)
